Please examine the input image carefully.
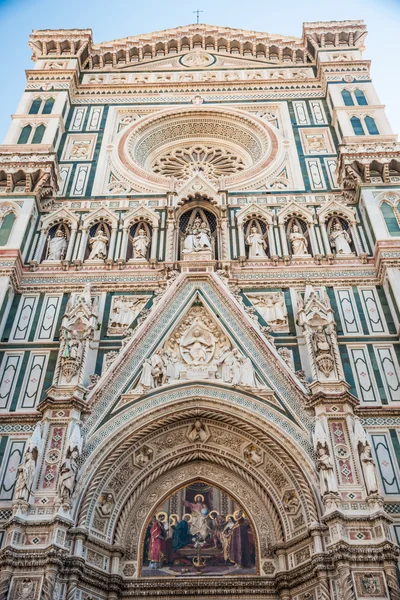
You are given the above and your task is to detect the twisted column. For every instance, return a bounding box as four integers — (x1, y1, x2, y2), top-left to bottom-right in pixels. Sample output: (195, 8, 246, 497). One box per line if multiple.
(384, 564, 400, 600)
(338, 566, 355, 600)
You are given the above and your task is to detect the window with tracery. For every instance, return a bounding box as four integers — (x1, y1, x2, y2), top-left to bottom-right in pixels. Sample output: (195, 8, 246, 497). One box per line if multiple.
(152, 145, 246, 182)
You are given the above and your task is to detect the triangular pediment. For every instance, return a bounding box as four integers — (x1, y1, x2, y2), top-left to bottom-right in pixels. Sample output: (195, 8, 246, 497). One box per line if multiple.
(84, 273, 312, 440)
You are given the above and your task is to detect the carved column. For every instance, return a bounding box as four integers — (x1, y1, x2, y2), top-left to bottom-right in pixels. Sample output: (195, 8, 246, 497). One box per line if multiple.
(279, 223, 289, 256)
(309, 223, 319, 255)
(237, 220, 246, 260)
(338, 565, 356, 600)
(119, 226, 129, 260)
(384, 563, 400, 600)
(349, 223, 362, 255)
(319, 221, 331, 255)
(317, 572, 331, 600)
(65, 228, 77, 262)
(267, 225, 276, 256)
(41, 566, 58, 600)
(33, 227, 47, 262)
(165, 209, 176, 261)
(150, 225, 159, 261)
(0, 569, 12, 600)
(78, 227, 89, 261)
(107, 227, 118, 261)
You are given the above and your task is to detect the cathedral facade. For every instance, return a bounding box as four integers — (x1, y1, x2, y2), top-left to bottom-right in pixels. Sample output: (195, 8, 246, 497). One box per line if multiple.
(1, 19, 400, 600)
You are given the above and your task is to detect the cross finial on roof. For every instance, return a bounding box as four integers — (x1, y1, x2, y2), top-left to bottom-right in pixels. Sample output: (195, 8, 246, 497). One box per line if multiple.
(193, 9, 203, 24)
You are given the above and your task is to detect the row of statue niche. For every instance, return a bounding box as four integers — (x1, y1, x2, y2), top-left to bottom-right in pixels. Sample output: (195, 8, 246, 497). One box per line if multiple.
(245, 219, 353, 259)
(45, 223, 151, 262)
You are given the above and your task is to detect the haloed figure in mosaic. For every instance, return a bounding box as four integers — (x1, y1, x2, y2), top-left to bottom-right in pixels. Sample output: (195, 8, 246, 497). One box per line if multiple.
(142, 482, 256, 576)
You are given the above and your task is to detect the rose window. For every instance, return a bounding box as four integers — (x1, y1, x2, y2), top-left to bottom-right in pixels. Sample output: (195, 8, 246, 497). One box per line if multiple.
(151, 145, 246, 181)
(116, 108, 280, 192)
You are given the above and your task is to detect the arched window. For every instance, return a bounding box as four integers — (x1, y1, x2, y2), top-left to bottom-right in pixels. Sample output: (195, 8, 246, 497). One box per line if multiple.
(350, 116, 364, 136)
(32, 124, 46, 144)
(365, 116, 379, 135)
(29, 99, 42, 115)
(381, 202, 400, 236)
(17, 125, 32, 144)
(42, 98, 55, 114)
(0, 212, 16, 246)
(341, 90, 354, 106)
(354, 89, 368, 106)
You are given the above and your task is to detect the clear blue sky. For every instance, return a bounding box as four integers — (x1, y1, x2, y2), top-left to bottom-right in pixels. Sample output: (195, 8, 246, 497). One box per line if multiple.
(0, 0, 399, 141)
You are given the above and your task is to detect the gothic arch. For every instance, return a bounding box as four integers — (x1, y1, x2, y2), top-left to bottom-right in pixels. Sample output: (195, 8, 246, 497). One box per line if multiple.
(317, 200, 356, 225)
(236, 203, 273, 226)
(276, 202, 314, 225)
(74, 402, 321, 581)
(76, 397, 319, 542)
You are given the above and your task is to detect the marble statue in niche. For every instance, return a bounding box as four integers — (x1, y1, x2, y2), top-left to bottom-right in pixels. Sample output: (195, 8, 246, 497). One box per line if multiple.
(107, 295, 149, 335)
(354, 417, 379, 496)
(183, 217, 212, 254)
(61, 330, 83, 382)
(329, 221, 353, 255)
(56, 424, 82, 509)
(14, 451, 36, 503)
(288, 223, 309, 256)
(246, 293, 288, 332)
(132, 227, 151, 260)
(14, 422, 42, 503)
(88, 226, 109, 260)
(311, 325, 334, 378)
(313, 418, 339, 497)
(46, 227, 67, 261)
(129, 303, 265, 394)
(245, 225, 267, 258)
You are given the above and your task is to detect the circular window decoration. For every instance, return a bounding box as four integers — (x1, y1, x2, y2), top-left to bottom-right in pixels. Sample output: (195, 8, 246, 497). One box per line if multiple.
(152, 144, 246, 181)
(116, 107, 280, 192)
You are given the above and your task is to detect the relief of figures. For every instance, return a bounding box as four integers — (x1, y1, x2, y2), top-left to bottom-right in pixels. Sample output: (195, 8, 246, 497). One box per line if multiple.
(107, 295, 150, 335)
(130, 304, 265, 394)
(142, 481, 256, 577)
(246, 292, 288, 332)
